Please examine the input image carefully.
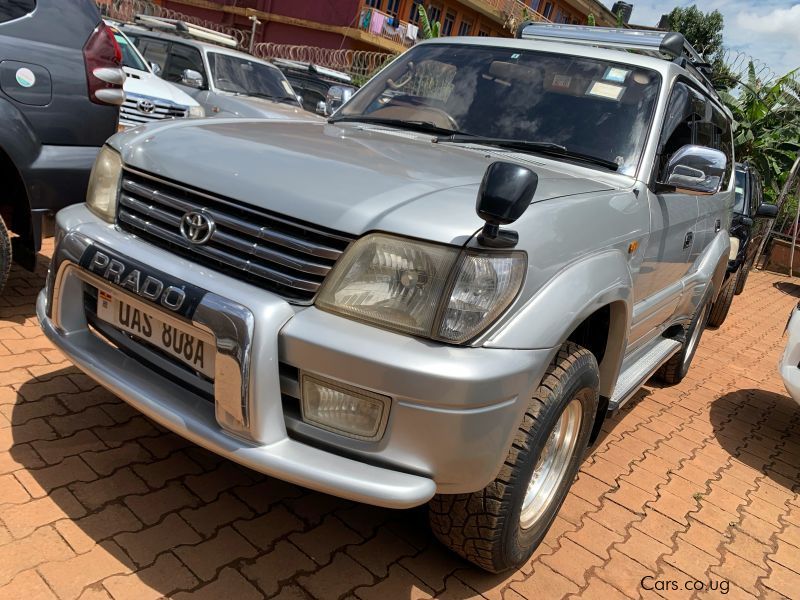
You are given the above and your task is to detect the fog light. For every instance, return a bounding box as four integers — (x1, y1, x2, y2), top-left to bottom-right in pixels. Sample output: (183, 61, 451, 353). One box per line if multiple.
(300, 373, 390, 441)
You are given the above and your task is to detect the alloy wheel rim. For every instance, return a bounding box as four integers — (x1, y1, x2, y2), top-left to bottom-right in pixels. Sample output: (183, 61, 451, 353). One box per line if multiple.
(520, 395, 584, 530)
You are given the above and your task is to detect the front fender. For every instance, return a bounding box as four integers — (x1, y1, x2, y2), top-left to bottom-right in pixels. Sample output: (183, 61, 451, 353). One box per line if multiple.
(484, 250, 633, 397)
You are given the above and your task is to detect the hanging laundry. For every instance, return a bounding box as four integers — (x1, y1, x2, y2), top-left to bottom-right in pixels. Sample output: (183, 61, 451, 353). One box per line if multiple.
(369, 10, 386, 35)
(406, 23, 419, 39)
(360, 8, 371, 30)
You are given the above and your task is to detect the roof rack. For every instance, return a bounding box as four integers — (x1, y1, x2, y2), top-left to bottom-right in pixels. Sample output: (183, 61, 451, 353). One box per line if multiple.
(515, 22, 720, 99)
(132, 14, 238, 49)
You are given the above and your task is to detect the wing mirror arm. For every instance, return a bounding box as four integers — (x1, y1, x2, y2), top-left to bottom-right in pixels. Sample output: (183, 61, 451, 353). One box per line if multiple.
(475, 162, 538, 249)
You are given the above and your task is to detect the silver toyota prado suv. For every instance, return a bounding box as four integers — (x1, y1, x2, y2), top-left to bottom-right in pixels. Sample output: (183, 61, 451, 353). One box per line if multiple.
(39, 23, 734, 572)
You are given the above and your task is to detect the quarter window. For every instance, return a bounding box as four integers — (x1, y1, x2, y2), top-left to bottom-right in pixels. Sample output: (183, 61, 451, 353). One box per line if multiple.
(0, 0, 35, 24)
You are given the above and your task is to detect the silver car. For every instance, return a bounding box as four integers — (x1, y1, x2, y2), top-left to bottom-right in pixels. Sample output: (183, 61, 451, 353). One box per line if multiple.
(119, 22, 320, 121)
(39, 24, 733, 572)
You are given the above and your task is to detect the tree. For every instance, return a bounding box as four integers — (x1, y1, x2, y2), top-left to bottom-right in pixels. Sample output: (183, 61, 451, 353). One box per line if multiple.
(666, 5, 733, 86)
(720, 65, 800, 203)
(416, 6, 440, 39)
(587, 13, 595, 26)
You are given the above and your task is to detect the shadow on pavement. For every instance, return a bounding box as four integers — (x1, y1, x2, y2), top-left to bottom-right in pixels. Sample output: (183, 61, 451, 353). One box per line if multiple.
(9, 367, 506, 598)
(773, 280, 800, 299)
(0, 256, 49, 324)
(710, 389, 800, 491)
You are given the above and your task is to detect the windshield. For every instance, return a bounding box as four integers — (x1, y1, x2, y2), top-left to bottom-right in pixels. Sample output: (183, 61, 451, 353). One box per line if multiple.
(208, 53, 296, 101)
(339, 44, 661, 175)
(112, 29, 148, 72)
(734, 170, 747, 213)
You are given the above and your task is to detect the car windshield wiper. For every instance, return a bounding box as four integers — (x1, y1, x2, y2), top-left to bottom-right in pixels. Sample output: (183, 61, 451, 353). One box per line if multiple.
(435, 135, 620, 172)
(328, 115, 461, 137)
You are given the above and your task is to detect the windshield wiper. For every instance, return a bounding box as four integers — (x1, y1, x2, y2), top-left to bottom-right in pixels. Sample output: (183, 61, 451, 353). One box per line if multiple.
(435, 135, 619, 172)
(328, 115, 461, 137)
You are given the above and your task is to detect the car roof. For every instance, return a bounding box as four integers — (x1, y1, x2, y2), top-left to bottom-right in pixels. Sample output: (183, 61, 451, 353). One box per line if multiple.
(118, 23, 281, 71)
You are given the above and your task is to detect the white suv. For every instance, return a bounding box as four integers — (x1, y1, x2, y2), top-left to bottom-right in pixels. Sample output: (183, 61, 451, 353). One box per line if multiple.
(108, 22, 204, 129)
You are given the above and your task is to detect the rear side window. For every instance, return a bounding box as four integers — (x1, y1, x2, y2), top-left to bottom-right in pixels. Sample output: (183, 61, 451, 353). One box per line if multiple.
(0, 0, 35, 24)
(135, 38, 169, 73)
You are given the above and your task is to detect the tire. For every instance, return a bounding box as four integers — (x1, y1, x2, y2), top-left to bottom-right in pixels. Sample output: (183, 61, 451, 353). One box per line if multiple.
(657, 293, 712, 385)
(0, 215, 11, 296)
(734, 259, 751, 295)
(428, 342, 599, 573)
(707, 271, 738, 328)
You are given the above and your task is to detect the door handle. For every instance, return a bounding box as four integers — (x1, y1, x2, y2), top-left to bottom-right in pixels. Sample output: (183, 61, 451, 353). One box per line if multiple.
(684, 231, 693, 249)
(715, 219, 722, 233)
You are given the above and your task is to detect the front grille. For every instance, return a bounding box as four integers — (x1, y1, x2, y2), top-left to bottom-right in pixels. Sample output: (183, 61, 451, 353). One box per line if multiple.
(116, 170, 353, 303)
(120, 95, 189, 126)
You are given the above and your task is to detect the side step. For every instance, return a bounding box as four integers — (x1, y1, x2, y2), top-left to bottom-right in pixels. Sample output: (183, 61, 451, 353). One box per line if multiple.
(608, 338, 682, 412)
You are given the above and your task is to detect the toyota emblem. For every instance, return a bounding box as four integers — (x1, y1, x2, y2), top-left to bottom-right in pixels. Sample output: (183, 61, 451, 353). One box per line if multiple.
(180, 211, 215, 245)
(137, 99, 156, 114)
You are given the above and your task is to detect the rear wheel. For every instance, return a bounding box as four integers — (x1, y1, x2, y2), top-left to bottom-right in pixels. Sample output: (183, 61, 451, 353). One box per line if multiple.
(707, 270, 738, 328)
(657, 293, 712, 384)
(0, 215, 11, 296)
(428, 342, 598, 573)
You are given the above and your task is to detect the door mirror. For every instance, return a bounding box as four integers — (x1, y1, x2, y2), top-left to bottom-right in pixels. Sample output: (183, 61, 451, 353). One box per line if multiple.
(756, 203, 778, 219)
(316, 100, 327, 115)
(662, 145, 727, 196)
(181, 69, 204, 89)
(150, 62, 162, 77)
(325, 85, 355, 115)
(476, 161, 538, 248)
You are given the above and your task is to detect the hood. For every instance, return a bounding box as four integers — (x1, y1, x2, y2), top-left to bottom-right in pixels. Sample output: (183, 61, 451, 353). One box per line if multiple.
(111, 119, 617, 244)
(215, 94, 323, 122)
(122, 68, 199, 108)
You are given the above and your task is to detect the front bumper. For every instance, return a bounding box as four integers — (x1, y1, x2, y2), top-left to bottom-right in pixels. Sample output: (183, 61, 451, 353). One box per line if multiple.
(39, 205, 552, 507)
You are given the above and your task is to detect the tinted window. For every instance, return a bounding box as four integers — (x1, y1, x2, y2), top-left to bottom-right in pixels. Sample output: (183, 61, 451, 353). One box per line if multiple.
(135, 38, 169, 73)
(165, 44, 205, 84)
(0, 0, 35, 24)
(340, 44, 661, 175)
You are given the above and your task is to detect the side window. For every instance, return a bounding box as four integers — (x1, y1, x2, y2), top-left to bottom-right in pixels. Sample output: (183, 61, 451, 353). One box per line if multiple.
(164, 44, 205, 84)
(0, 0, 35, 24)
(136, 39, 169, 73)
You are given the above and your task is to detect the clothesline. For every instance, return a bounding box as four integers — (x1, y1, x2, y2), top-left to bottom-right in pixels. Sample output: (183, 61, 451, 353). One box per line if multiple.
(359, 7, 419, 44)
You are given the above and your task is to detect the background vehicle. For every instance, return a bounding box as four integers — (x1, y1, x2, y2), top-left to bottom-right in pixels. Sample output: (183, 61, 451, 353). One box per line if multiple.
(107, 22, 205, 129)
(0, 0, 123, 293)
(272, 58, 357, 115)
(39, 24, 734, 573)
(780, 303, 800, 406)
(707, 162, 778, 326)
(116, 18, 319, 121)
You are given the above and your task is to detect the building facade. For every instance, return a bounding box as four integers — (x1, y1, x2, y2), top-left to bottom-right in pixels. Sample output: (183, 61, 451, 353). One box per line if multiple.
(153, 0, 617, 53)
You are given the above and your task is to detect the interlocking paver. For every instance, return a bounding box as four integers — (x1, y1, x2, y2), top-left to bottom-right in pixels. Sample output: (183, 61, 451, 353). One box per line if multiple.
(0, 244, 797, 600)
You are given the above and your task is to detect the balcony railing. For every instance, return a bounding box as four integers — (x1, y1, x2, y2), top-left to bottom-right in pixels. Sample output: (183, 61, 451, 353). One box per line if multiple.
(356, 1, 550, 47)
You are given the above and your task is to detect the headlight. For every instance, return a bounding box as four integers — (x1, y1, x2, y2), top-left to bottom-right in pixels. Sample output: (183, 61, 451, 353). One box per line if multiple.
(188, 105, 205, 118)
(317, 233, 526, 343)
(85, 146, 122, 223)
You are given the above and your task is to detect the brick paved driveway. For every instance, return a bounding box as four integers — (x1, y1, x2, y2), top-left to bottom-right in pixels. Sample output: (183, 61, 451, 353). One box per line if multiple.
(0, 242, 799, 600)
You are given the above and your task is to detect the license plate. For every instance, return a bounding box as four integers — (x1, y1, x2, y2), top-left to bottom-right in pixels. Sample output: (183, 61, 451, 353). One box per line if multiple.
(96, 290, 216, 378)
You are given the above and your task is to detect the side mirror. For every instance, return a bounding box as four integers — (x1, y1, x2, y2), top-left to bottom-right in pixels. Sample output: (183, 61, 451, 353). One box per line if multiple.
(756, 203, 778, 219)
(316, 100, 327, 115)
(181, 68, 204, 89)
(325, 85, 355, 115)
(662, 145, 727, 196)
(150, 61, 162, 76)
(476, 162, 538, 248)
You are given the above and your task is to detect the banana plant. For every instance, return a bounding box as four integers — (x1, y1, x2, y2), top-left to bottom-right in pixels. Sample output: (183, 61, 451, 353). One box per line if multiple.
(416, 5, 440, 39)
(720, 64, 800, 202)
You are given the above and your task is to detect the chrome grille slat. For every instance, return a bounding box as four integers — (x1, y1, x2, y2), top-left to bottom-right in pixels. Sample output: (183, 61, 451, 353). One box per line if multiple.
(121, 179, 344, 259)
(116, 170, 352, 303)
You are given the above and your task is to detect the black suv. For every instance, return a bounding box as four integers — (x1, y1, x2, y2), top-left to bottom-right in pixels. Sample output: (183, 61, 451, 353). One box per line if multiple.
(0, 0, 123, 292)
(708, 162, 777, 326)
(272, 58, 356, 114)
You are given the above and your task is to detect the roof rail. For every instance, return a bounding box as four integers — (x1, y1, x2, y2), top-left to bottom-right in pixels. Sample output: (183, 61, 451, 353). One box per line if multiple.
(132, 14, 239, 49)
(515, 22, 721, 97)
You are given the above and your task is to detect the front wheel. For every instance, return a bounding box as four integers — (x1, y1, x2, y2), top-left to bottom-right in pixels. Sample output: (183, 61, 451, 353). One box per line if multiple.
(734, 259, 752, 295)
(428, 342, 599, 573)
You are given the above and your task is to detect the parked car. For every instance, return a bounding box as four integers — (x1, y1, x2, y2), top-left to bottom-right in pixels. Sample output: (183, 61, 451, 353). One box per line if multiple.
(106, 22, 205, 129)
(780, 304, 800, 406)
(116, 18, 319, 121)
(39, 24, 734, 572)
(0, 0, 123, 293)
(707, 162, 778, 326)
(272, 58, 357, 115)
